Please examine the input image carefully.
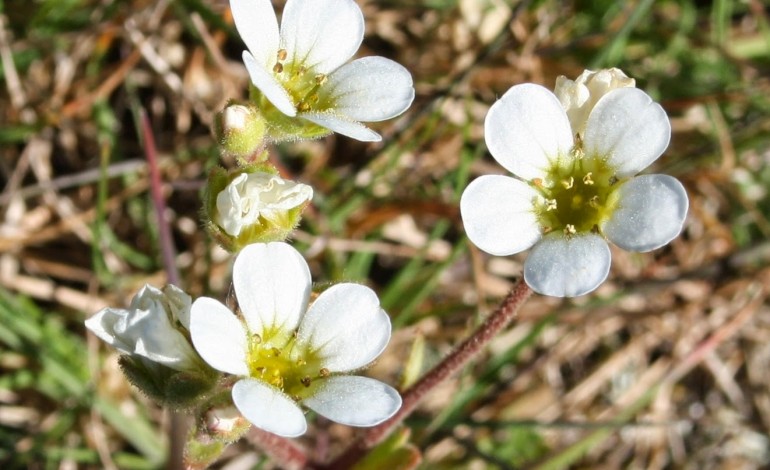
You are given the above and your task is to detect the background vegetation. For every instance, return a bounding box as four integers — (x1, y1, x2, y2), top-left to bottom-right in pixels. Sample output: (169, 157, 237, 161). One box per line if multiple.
(1, 0, 769, 468)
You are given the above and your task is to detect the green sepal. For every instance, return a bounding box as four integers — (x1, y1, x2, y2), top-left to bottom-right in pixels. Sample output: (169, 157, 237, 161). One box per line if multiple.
(118, 355, 220, 411)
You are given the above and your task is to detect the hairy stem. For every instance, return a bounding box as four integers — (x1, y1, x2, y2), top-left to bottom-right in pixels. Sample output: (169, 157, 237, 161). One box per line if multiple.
(247, 427, 308, 470)
(322, 280, 532, 469)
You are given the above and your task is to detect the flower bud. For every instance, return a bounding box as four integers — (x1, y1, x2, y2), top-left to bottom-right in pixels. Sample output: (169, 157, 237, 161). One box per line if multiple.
(554, 68, 636, 136)
(204, 166, 313, 251)
(214, 103, 268, 162)
(86, 285, 219, 408)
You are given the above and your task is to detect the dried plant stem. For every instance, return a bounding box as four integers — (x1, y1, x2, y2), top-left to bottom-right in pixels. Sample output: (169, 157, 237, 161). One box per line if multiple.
(140, 110, 185, 470)
(247, 427, 308, 470)
(321, 280, 532, 470)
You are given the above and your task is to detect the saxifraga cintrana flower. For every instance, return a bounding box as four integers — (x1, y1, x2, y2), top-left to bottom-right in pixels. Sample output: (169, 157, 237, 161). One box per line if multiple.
(189, 242, 401, 437)
(230, 0, 415, 142)
(460, 70, 688, 297)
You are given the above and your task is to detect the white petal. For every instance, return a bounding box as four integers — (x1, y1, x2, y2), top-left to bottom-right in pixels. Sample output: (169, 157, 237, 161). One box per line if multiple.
(242, 51, 296, 117)
(304, 376, 401, 427)
(524, 233, 611, 297)
(280, 0, 363, 74)
(583, 88, 670, 177)
(297, 284, 391, 372)
(189, 297, 249, 375)
(300, 112, 381, 142)
(603, 174, 688, 252)
(232, 379, 307, 437)
(484, 84, 574, 180)
(320, 57, 414, 122)
(460, 175, 542, 256)
(233, 242, 311, 340)
(231, 0, 279, 68)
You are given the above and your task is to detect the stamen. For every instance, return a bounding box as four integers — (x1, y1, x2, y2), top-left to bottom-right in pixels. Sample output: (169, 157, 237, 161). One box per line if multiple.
(271, 347, 282, 357)
(564, 224, 576, 236)
(277, 49, 288, 61)
(588, 195, 600, 208)
(609, 175, 619, 186)
(582, 172, 594, 185)
(532, 178, 544, 188)
(545, 199, 558, 211)
(273, 62, 284, 74)
(301, 376, 312, 387)
(319, 368, 330, 378)
(561, 177, 574, 189)
(314, 73, 327, 86)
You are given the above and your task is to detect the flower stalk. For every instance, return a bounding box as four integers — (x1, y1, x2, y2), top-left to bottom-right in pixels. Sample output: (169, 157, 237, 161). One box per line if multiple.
(321, 280, 532, 470)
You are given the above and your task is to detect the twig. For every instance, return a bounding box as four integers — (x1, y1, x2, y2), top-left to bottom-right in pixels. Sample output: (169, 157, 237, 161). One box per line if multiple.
(140, 110, 185, 470)
(321, 280, 532, 470)
(246, 427, 308, 470)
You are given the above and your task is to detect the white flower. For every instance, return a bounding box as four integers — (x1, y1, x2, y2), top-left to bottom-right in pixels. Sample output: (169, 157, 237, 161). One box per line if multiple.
(189, 242, 401, 437)
(554, 68, 636, 137)
(215, 172, 313, 237)
(85, 284, 201, 372)
(231, 0, 415, 142)
(460, 74, 688, 297)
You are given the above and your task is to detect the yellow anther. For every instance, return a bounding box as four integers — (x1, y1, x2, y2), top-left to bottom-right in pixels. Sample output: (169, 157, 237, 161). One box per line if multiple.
(273, 62, 284, 74)
(545, 199, 558, 211)
(271, 347, 282, 357)
(277, 49, 288, 61)
(319, 368, 330, 378)
(296, 358, 307, 366)
(301, 376, 312, 387)
(255, 366, 266, 377)
(561, 177, 574, 189)
(564, 224, 576, 236)
(532, 178, 544, 188)
(314, 73, 328, 85)
(588, 195, 599, 208)
(297, 102, 311, 112)
(583, 172, 594, 185)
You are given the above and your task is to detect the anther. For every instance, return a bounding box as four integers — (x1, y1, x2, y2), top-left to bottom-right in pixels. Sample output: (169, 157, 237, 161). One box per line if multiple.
(545, 199, 557, 211)
(301, 376, 312, 387)
(582, 172, 594, 185)
(588, 195, 600, 208)
(271, 347, 282, 357)
(252, 334, 262, 345)
(273, 62, 284, 73)
(319, 368, 330, 378)
(532, 178, 543, 188)
(277, 49, 288, 61)
(564, 224, 576, 236)
(561, 177, 574, 189)
(314, 73, 327, 85)
(609, 175, 619, 186)
(297, 102, 311, 112)
(296, 358, 307, 366)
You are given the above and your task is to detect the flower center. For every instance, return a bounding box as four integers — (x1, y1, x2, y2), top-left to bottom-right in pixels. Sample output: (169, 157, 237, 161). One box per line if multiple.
(272, 49, 329, 113)
(532, 143, 622, 236)
(245, 330, 326, 400)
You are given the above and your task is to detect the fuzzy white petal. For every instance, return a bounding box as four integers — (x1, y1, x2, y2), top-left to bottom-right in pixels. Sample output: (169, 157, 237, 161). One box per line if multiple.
(300, 112, 381, 142)
(484, 84, 574, 180)
(524, 233, 611, 297)
(231, 0, 279, 68)
(243, 51, 297, 117)
(233, 242, 311, 339)
(189, 297, 249, 376)
(603, 174, 688, 252)
(583, 88, 670, 177)
(297, 284, 391, 372)
(280, 0, 363, 74)
(320, 57, 414, 122)
(232, 379, 307, 437)
(304, 376, 401, 427)
(460, 175, 542, 256)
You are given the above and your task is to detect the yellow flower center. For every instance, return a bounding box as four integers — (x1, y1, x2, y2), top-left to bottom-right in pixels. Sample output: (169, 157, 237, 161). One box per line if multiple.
(532, 142, 622, 236)
(246, 329, 326, 400)
(273, 49, 330, 113)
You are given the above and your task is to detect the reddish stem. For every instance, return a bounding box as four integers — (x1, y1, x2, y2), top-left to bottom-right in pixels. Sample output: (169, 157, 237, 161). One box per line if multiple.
(322, 280, 532, 469)
(247, 427, 308, 470)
